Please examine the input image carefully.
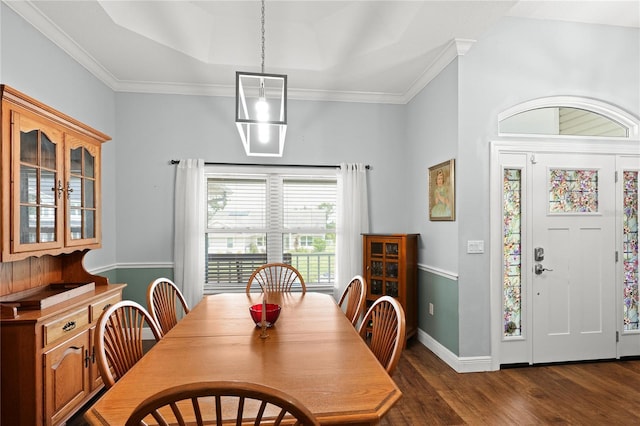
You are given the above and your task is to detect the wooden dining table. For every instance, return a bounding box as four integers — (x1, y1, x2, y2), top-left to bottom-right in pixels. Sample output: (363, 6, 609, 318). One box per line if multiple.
(84, 292, 402, 425)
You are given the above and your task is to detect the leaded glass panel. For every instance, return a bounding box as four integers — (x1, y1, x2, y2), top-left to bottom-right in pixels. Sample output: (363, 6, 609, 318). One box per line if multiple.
(549, 169, 598, 213)
(20, 206, 37, 244)
(41, 134, 56, 169)
(385, 281, 398, 298)
(20, 166, 37, 204)
(371, 279, 383, 295)
(504, 168, 522, 337)
(84, 148, 95, 178)
(20, 130, 38, 164)
(623, 171, 639, 331)
(84, 210, 95, 239)
(70, 147, 82, 174)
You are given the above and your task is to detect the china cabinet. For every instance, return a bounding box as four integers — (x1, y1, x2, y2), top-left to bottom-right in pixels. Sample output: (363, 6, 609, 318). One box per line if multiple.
(363, 233, 418, 339)
(1, 85, 108, 261)
(0, 85, 124, 426)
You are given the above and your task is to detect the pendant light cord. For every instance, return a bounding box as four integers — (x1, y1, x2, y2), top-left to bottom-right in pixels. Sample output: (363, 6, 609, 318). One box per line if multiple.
(261, 0, 265, 74)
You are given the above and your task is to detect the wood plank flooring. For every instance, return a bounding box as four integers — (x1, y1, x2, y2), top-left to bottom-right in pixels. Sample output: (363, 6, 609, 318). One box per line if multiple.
(382, 339, 640, 425)
(70, 339, 640, 425)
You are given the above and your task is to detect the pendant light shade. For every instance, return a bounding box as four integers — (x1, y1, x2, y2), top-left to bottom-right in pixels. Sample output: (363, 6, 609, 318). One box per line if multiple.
(235, 71, 287, 157)
(235, 0, 288, 157)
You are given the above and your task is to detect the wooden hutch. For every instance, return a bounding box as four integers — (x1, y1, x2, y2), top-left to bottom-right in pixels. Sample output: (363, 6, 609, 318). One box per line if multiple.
(0, 85, 126, 425)
(363, 233, 418, 339)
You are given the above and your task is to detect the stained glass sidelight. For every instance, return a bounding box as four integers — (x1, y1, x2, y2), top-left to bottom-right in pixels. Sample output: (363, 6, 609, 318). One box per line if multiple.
(623, 171, 639, 331)
(548, 169, 598, 213)
(503, 169, 522, 336)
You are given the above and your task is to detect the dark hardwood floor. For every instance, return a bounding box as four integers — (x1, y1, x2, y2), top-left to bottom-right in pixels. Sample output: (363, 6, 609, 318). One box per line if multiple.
(382, 339, 640, 425)
(69, 339, 640, 425)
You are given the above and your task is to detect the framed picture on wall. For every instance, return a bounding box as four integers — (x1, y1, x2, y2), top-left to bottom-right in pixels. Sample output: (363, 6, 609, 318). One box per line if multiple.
(428, 159, 455, 221)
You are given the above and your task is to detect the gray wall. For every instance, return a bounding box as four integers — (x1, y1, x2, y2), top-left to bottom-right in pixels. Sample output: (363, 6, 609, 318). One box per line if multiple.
(113, 93, 408, 266)
(1, 4, 118, 272)
(456, 17, 639, 357)
(403, 17, 639, 357)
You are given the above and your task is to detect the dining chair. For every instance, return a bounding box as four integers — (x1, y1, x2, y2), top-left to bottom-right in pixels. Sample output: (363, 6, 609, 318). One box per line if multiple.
(124, 380, 320, 426)
(337, 275, 367, 326)
(358, 296, 406, 376)
(147, 277, 190, 335)
(95, 300, 163, 389)
(246, 263, 306, 293)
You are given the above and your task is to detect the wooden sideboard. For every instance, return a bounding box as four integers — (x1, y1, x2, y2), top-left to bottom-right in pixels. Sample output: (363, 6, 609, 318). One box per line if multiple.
(0, 86, 123, 425)
(1, 280, 125, 425)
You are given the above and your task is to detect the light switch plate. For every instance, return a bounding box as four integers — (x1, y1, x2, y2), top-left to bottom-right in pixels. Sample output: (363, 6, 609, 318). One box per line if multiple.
(467, 240, 484, 254)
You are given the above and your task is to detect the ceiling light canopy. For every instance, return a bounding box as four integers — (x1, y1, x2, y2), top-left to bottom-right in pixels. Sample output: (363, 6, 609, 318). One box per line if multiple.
(235, 0, 287, 157)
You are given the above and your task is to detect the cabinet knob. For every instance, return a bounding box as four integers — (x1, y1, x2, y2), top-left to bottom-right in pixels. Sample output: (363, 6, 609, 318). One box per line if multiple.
(52, 180, 64, 199)
(66, 181, 74, 200)
(62, 321, 76, 332)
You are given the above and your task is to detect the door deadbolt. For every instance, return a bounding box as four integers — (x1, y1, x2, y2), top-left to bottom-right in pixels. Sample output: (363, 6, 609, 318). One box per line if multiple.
(534, 247, 544, 261)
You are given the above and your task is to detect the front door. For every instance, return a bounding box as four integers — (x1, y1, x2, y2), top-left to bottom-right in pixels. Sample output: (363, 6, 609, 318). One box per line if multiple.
(531, 153, 616, 363)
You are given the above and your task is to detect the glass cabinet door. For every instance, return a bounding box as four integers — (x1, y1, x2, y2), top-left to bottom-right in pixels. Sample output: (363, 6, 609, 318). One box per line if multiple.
(12, 112, 64, 253)
(365, 237, 401, 299)
(66, 136, 100, 246)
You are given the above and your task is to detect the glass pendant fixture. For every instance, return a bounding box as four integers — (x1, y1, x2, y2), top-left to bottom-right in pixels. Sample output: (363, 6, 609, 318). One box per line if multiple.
(235, 0, 287, 157)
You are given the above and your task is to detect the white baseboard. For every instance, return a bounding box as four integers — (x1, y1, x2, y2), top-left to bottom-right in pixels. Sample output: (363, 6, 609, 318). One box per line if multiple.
(416, 328, 494, 373)
(142, 327, 156, 340)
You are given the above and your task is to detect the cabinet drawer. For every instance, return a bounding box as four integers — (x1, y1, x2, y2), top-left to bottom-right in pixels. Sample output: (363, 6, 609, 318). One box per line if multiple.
(90, 294, 121, 323)
(43, 308, 89, 346)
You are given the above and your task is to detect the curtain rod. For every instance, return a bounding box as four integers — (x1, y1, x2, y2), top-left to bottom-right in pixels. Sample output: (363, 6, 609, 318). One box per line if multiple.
(169, 160, 370, 169)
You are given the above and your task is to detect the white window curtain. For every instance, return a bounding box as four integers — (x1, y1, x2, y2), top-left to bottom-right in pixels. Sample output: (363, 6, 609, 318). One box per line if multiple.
(174, 159, 205, 309)
(335, 163, 369, 300)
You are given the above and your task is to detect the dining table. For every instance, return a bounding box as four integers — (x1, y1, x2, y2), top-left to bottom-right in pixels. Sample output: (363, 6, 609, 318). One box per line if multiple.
(84, 291, 402, 425)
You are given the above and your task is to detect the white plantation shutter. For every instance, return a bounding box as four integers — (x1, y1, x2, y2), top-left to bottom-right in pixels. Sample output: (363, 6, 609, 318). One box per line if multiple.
(204, 167, 337, 292)
(267, 174, 283, 262)
(283, 178, 337, 231)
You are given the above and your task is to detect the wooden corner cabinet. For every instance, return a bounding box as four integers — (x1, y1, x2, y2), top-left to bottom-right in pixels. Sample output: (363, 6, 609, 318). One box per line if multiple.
(0, 85, 126, 426)
(363, 234, 418, 339)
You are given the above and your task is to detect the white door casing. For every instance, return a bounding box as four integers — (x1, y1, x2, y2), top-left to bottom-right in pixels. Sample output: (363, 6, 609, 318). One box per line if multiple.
(490, 98, 640, 370)
(491, 143, 640, 369)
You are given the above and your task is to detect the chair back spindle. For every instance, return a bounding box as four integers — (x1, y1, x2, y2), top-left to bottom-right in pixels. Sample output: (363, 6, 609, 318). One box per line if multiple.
(95, 301, 163, 389)
(147, 277, 190, 335)
(246, 263, 306, 294)
(338, 275, 366, 326)
(358, 296, 406, 375)
(125, 381, 320, 426)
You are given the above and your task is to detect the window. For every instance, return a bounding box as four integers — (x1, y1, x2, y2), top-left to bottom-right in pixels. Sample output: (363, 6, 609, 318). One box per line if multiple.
(204, 167, 337, 292)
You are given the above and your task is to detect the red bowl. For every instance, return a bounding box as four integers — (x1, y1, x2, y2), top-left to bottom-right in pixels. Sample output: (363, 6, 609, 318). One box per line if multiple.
(249, 303, 281, 327)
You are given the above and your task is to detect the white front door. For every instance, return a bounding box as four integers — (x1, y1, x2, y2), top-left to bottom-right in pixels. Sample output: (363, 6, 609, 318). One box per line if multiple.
(531, 153, 616, 363)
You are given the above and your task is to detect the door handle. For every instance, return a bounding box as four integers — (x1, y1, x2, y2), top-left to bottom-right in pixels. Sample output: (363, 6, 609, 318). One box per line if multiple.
(534, 263, 553, 275)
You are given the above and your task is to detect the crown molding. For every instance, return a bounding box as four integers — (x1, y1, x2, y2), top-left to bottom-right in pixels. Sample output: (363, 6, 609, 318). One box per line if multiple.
(6, 1, 474, 105)
(402, 38, 475, 103)
(5, 0, 120, 88)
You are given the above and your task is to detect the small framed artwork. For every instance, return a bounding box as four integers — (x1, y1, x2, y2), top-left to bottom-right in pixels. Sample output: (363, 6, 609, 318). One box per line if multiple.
(428, 159, 455, 221)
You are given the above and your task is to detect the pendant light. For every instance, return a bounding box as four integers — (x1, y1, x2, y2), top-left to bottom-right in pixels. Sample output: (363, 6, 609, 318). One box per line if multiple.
(235, 0, 287, 157)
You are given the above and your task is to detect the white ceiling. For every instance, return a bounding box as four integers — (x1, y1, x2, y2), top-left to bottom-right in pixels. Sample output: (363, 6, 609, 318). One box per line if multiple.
(5, 0, 639, 104)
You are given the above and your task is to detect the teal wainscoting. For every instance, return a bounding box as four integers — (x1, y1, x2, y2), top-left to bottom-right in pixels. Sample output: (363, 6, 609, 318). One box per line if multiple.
(97, 268, 174, 307)
(418, 268, 459, 355)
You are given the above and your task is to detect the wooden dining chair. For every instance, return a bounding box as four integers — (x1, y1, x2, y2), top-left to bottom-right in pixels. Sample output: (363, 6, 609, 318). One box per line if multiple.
(147, 277, 190, 335)
(246, 263, 306, 293)
(337, 275, 367, 326)
(125, 380, 320, 426)
(95, 300, 163, 389)
(358, 296, 406, 376)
